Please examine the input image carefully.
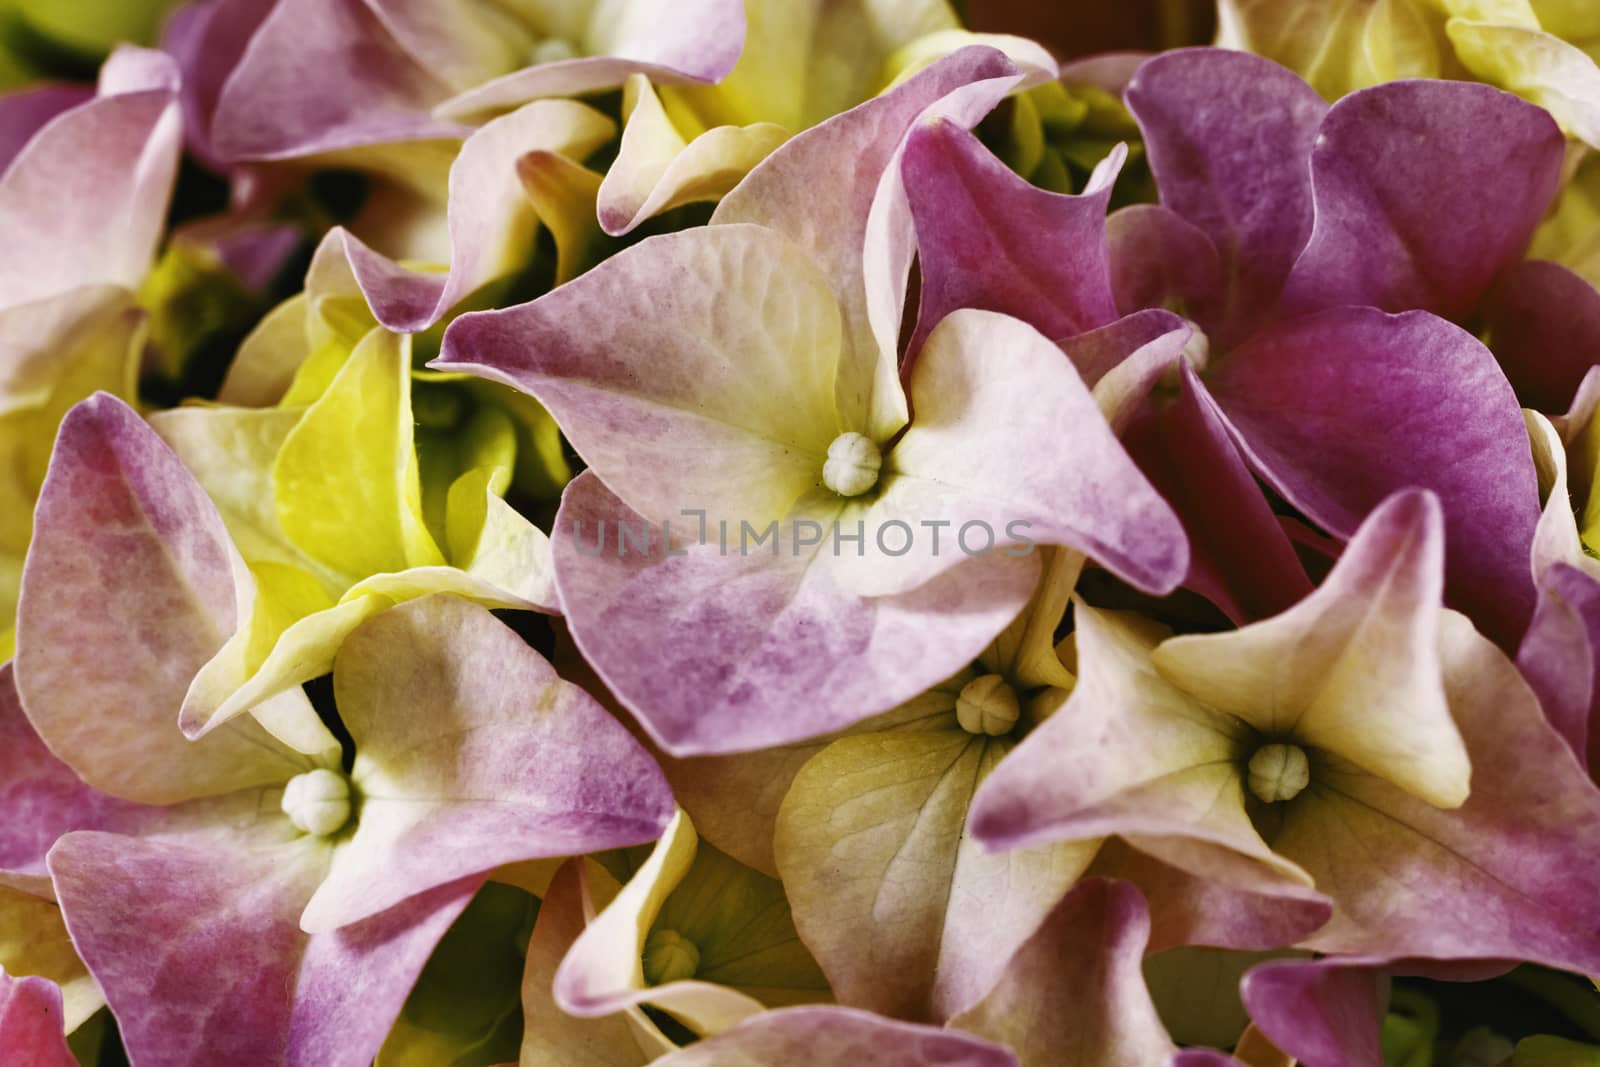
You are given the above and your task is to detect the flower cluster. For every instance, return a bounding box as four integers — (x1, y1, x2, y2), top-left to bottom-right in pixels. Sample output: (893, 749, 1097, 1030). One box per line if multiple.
(4, 1, 1600, 1065)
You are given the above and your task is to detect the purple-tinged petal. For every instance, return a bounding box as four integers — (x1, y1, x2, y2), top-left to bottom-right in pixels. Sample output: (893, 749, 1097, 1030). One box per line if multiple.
(1086, 840, 1332, 954)
(1520, 406, 1600, 764)
(1124, 49, 1326, 343)
(49, 828, 476, 1067)
(1060, 52, 1149, 94)
(1123, 363, 1314, 624)
(431, 0, 748, 121)
(162, 0, 272, 168)
(1169, 1053, 1247, 1067)
(1272, 612, 1600, 972)
(1106, 204, 1224, 322)
(1152, 491, 1469, 809)
(0, 663, 162, 892)
(1517, 563, 1600, 767)
(1058, 308, 1189, 393)
(15, 394, 313, 804)
(1483, 259, 1600, 414)
(300, 595, 673, 932)
(714, 45, 1027, 441)
(1207, 307, 1540, 647)
(1240, 958, 1384, 1067)
(832, 308, 1188, 598)
(211, 0, 466, 161)
(902, 118, 1120, 358)
(552, 471, 1038, 755)
(0, 972, 76, 1067)
(650, 1006, 1020, 1067)
(439, 224, 846, 528)
(968, 600, 1313, 889)
(337, 98, 615, 332)
(0, 85, 91, 175)
(1280, 80, 1564, 323)
(948, 879, 1176, 1067)
(0, 48, 180, 307)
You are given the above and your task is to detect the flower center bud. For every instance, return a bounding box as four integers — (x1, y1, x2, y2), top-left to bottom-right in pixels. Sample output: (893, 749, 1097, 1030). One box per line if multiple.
(955, 674, 1021, 737)
(531, 37, 579, 64)
(822, 432, 881, 497)
(1246, 743, 1310, 804)
(642, 928, 700, 985)
(281, 768, 352, 837)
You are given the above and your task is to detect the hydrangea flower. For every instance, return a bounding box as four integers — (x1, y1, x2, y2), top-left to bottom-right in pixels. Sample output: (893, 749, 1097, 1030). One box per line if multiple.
(438, 47, 1188, 755)
(905, 48, 1562, 648)
(10, 401, 674, 1063)
(973, 490, 1600, 973)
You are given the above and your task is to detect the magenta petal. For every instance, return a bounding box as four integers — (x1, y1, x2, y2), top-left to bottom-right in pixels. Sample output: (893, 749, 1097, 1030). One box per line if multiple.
(1123, 363, 1313, 624)
(16, 394, 308, 803)
(902, 117, 1120, 357)
(552, 472, 1038, 755)
(211, 0, 466, 161)
(1281, 81, 1564, 324)
(1106, 204, 1224, 322)
(48, 828, 475, 1067)
(1207, 307, 1540, 646)
(0, 663, 161, 890)
(1124, 48, 1326, 342)
(1484, 259, 1600, 414)
(1240, 958, 1384, 1067)
(1057, 308, 1188, 390)
(651, 1006, 1018, 1067)
(301, 595, 673, 931)
(1517, 563, 1600, 769)
(0, 972, 76, 1067)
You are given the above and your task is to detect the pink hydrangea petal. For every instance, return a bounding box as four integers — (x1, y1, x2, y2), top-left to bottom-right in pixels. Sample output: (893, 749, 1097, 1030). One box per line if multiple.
(902, 117, 1121, 358)
(1207, 307, 1540, 647)
(0, 972, 76, 1067)
(16, 394, 311, 804)
(301, 595, 673, 932)
(651, 1006, 1020, 1067)
(1124, 48, 1326, 343)
(1280, 81, 1564, 324)
(1483, 259, 1600, 414)
(550, 472, 1038, 755)
(48, 827, 475, 1067)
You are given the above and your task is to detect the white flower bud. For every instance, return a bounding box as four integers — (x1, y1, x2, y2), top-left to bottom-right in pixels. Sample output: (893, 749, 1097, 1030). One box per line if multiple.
(955, 674, 1021, 737)
(1247, 743, 1310, 804)
(642, 928, 700, 985)
(822, 432, 882, 497)
(281, 768, 352, 838)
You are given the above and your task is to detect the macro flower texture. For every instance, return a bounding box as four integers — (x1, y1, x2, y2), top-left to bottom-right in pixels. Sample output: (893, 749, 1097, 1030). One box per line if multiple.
(8, 1, 1600, 1066)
